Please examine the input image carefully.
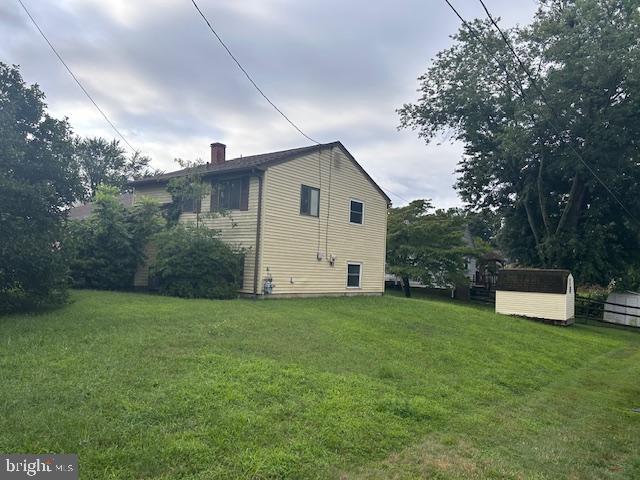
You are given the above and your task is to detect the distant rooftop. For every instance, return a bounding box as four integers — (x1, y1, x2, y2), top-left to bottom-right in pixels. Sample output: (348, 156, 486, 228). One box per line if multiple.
(68, 193, 133, 220)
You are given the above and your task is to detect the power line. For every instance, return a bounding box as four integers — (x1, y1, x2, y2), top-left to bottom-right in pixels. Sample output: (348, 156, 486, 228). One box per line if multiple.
(442, 0, 638, 224)
(189, 0, 320, 145)
(189, 0, 415, 206)
(16, 0, 137, 152)
(443, 0, 528, 102)
(382, 187, 412, 205)
(476, 0, 638, 224)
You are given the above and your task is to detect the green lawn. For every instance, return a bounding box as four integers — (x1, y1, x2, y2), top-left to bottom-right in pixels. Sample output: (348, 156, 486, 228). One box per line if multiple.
(1, 291, 639, 479)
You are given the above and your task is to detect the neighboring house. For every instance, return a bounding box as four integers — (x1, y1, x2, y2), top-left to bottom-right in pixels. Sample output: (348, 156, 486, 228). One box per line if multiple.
(131, 141, 390, 297)
(67, 193, 134, 220)
(495, 269, 575, 324)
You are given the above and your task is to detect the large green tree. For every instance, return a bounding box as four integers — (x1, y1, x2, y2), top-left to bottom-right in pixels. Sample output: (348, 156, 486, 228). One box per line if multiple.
(399, 0, 640, 287)
(75, 137, 155, 198)
(387, 200, 474, 297)
(0, 62, 83, 312)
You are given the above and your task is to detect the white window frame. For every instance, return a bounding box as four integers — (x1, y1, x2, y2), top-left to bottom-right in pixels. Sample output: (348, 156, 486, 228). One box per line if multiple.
(346, 262, 362, 289)
(349, 199, 365, 225)
(300, 184, 320, 218)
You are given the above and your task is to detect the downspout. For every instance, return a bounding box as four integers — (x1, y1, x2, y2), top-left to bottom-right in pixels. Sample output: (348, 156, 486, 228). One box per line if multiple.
(253, 169, 265, 296)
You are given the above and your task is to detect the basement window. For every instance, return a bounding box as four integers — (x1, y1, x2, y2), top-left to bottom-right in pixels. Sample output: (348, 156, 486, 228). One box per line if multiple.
(349, 200, 364, 224)
(347, 263, 362, 288)
(300, 185, 320, 217)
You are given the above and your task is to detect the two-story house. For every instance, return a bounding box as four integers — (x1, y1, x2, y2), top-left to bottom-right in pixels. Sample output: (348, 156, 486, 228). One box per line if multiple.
(131, 141, 390, 297)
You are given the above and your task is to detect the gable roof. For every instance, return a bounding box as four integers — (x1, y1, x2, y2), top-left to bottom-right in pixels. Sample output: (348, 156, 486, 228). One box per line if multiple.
(130, 141, 391, 204)
(496, 268, 571, 294)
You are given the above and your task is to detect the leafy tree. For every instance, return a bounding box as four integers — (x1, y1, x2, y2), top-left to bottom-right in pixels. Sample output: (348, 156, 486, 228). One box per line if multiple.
(387, 200, 475, 297)
(75, 137, 156, 198)
(465, 209, 501, 247)
(165, 158, 211, 227)
(128, 196, 166, 260)
(0, 62, 83, 312)
(69, 186, 164, 289)
(151, 224, 243, 299)
(399, 0, 640, 287)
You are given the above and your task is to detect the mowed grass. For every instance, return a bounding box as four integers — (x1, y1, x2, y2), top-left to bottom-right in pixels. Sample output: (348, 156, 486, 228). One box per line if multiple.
(1, 291, 639, 479)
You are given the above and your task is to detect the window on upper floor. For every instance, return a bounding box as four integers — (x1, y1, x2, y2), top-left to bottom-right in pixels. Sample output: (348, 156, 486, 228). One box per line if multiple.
(349, 200, 364, 224)
(300, 185, 320, 217)
(181, 196, 201, 213)
(211, 177, 249, 212)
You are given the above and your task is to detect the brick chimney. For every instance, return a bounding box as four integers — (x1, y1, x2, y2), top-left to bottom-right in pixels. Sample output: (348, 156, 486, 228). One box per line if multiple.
(210, 142, 226, 165)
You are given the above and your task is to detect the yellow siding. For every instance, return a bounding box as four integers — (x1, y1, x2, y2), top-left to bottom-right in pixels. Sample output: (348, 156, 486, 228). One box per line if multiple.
(132, 177, 260, 293)
(133, 184, 172, 204)
(495, 291, 572, 321)
(259, 146, 388, 296)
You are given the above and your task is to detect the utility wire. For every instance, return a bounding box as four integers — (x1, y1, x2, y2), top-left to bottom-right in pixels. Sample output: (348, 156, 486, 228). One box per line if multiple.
(443, 0, 528, 103)
(444, 0, 638, 223)
(189, 0, 320, 145)
(382, 187, 412, 205)
(190, 0, 409, 205)
(476, 0, 636, 222)
(16, 0, 137, 152)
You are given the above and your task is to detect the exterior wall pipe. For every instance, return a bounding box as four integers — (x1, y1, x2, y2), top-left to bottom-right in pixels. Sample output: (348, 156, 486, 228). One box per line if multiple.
(253, 169, 265, 296)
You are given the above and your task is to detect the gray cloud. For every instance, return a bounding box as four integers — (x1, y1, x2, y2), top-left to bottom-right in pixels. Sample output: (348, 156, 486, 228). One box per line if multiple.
(1, 0, 538, 207)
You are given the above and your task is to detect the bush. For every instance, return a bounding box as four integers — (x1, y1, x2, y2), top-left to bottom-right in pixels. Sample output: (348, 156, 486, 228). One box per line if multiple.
(151, 225, 243, 299)
(69, 186, 164, 289)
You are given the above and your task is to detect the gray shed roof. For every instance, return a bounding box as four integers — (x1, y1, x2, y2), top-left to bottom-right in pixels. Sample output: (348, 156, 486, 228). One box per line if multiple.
(496, 269, 571, 294)
(129, 141, 391, 204)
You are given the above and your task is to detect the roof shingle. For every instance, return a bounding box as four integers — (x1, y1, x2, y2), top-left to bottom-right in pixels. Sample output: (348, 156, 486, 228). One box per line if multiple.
(130, 142, 339, 185)
(496, 268, 571, 294)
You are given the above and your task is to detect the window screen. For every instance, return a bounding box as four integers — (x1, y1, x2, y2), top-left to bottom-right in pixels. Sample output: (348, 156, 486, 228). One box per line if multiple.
(211, 177, 249, 212)
(182, 196, 200, 213)
(350, 200, 363, 224)
(347, 263, 361, 288)
(300, 185, 320, 217)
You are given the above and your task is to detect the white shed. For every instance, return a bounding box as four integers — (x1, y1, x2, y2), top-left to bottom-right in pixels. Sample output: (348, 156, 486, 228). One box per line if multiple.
(495, 269, 575, 324)
(603, 292, 640, 328)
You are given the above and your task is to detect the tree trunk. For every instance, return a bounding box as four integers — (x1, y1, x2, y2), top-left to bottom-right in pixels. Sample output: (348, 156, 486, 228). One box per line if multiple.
(556, 173, 585, 235)
(401, 276, 411, 298)
(523, 192, 542, 247)
(523, 191, 548, 266)
(537, 154, 551, 235)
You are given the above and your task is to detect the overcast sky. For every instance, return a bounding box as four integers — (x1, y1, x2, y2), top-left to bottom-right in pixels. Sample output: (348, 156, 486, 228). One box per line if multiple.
(1, 0, 538, 207)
